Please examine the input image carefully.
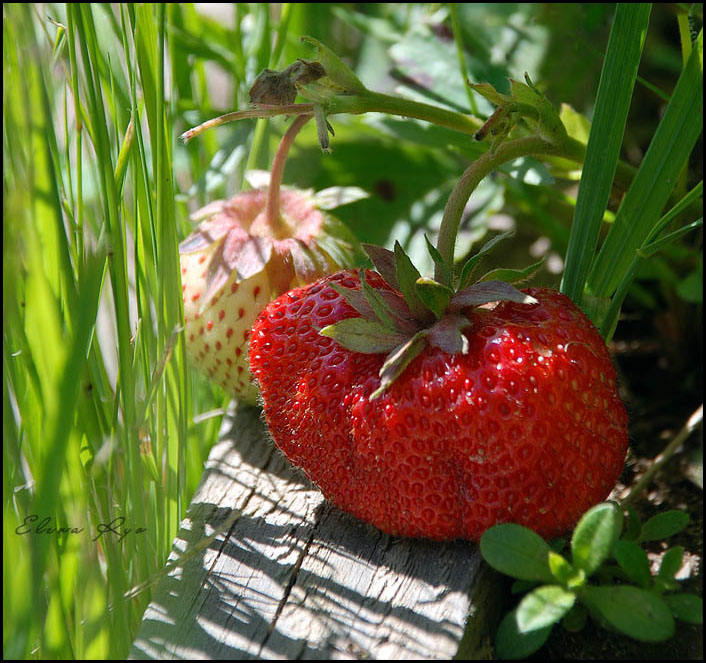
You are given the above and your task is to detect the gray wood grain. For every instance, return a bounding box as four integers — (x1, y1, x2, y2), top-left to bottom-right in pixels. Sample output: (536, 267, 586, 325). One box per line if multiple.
(130, 403, 501, 660)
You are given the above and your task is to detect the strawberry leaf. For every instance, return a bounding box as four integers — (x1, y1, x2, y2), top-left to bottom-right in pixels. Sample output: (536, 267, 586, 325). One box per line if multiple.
(201, 234, 272, 311)
(394, 241, 435, 322)
(456, 230, 514, 290)
(223, 234, 273, 280)
(331, 281, 419, 334)
(360, 269, 399, 330)
(467, 82, 512, 106)
(510, 77, 541, 105)
(449, 280, 538, 311)
(301, 36, 366, 94)
(289, 240, 319, 283)
(424, 234, 451, 284)
(362, 243, 400, 290)
(329, 283, 377, 319)
(415, 277, 454, 319)
(370, 329, 429, 400)
(427, 314, 470, 355)
(319, 318, 408, 354)
(179, 214, 232, 253)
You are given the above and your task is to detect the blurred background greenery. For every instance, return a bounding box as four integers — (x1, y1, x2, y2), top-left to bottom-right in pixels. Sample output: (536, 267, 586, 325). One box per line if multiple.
(3, 3, 701, 659)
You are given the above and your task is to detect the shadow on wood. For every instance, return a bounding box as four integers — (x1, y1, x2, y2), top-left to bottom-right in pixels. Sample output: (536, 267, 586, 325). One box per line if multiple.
(130, 403, 501, 660)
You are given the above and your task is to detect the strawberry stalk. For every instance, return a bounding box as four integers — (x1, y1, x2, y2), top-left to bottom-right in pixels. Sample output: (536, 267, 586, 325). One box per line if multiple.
(265, 113, 313, 238)
(180, 104, 315, 143)
(435, 134, 557, 285)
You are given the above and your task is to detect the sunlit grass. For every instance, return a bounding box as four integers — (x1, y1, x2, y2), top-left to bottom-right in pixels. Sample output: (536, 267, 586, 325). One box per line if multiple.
(2, 3, 272, 658)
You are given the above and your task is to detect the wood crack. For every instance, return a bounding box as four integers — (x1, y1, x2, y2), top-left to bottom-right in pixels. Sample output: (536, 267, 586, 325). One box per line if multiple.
(258, 511, 320, 657)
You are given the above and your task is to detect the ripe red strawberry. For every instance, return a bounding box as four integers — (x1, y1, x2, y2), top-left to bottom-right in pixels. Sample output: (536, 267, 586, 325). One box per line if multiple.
(181, 186, 360, 404)
(249, 266, 628, 541)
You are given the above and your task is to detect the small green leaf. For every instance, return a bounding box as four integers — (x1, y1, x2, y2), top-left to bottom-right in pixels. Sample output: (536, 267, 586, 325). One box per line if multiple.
(571, 502, 623, 576)
(359, 270, 398, 330)
(301, 36, 366, 94)
(424, 234, 452, 286)
(394, 241, 434, 322)
(658, 546, 684, 581)
(495, 608, 553, 660)
(370, 329, 428, 400)
(517, 585, 576, 632)
(559, 103, 591, 143)
(612, 539, 651, 588)
(362, 243, 400, 290)
(424, 234, 446, 269)
(427, 314, 470, 354)
(548, 550, 577, 587)
(582, 585, 675, 643)
(329, 283, 376, 319)
(319, 318, 408, 354)
(415, 277, 453, 319)
(561, 603, 588, 633)
(510, 77, 541, 105)
(467, 82, 512, 107)
(480, 524, 554, 583)
(450, 280, 538, 311)
(663, 593, 703, 624)
(636, 510, 689, 543)
(456, 230, 514, 290)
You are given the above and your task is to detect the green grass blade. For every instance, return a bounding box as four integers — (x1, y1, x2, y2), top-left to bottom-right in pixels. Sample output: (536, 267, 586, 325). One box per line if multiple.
(599, 180, 703, 339)
(587, 29, 703, 304)
(560, 3, 651, 303)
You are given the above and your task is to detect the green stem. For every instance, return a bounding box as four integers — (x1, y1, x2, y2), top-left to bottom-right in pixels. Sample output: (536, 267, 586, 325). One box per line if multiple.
(180, 104, 315, 143)
(265, 113, 313, 237)
(328, 90, 483, 135)
(435, 135, 558, 284)
(181, 96, 638, 192)
(620, 404, 703, 507)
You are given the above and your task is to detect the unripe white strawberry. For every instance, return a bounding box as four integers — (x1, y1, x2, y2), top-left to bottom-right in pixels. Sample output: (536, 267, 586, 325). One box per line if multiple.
(180, 185, 361, 404)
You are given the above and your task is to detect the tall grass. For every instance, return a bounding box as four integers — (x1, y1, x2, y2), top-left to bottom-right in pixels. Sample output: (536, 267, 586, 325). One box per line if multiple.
(2, 3, 287, 658)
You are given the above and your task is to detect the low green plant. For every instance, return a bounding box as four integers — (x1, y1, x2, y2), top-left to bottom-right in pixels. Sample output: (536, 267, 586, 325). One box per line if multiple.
(480, 503, 703, 659)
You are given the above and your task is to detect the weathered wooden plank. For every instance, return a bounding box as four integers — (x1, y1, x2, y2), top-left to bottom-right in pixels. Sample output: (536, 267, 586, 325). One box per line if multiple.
(130, 403, 500, 660)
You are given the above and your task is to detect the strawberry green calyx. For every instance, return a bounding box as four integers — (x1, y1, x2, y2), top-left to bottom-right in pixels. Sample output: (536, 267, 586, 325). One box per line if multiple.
(298, 36, 367, 96)
(319, 239, 539, 400)
(470, 74, 568, 151)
